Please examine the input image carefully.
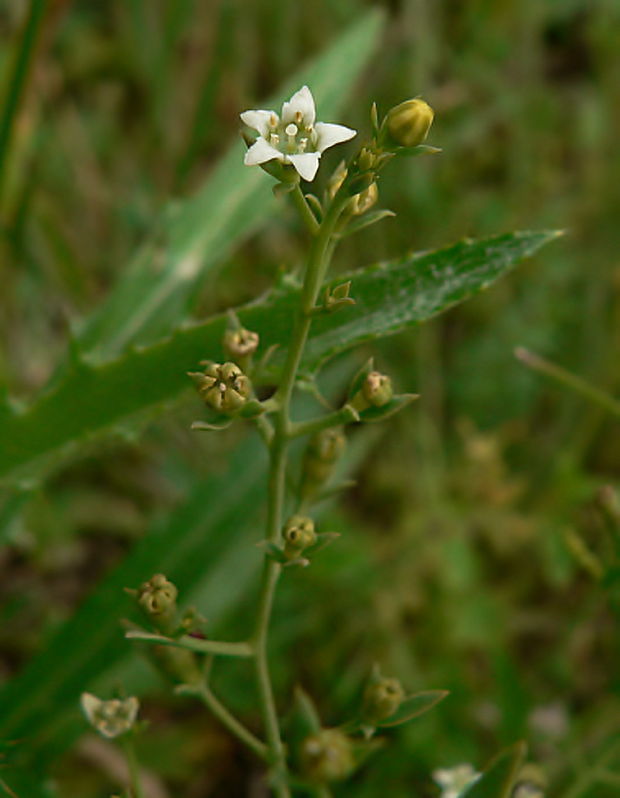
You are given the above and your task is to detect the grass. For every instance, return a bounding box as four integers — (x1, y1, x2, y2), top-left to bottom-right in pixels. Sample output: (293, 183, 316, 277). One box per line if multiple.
(0, 0, 619, 795)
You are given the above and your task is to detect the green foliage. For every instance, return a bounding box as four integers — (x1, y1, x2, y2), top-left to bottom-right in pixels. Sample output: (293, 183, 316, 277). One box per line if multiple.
(462, 742, 527, 798)
(0, 231, 556, 486)
(1, 0, 618, 796)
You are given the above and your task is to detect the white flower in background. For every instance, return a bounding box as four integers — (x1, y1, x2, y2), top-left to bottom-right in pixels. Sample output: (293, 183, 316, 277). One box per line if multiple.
(81, 692, 139, 738)
(433, 763, 481, 798)
(241, 85, 356, 182)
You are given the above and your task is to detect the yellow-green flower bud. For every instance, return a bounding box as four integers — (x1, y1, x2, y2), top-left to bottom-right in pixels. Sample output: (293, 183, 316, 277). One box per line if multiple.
(191, 361, 251, 413)
(283, 514, 316, 559)
(328, 160, 348, 199)
(362, 371, 393, 407)
(80, 693, 139, 739)
(137, 573, 178, 623)
(223, 327, 259, 360)
(302, 427, 347, 488)
(362, 676, 405, 723)
(351, 182, 378, 216)
(300, 729, 354, 783)
(357, 146, 379, 172)
(385, 98, 434, 148)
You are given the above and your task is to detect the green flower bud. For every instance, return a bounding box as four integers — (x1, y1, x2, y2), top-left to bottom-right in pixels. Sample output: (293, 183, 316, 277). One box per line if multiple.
(80, 693, 139, 739)
(362, 676, 405, 723)
(357, 146, 379, 172)
(223, 327, 259, 361)
(385, 98, 434, 148)
(302, 427, 347, 489)
(350, 182, 378, 216)
(137, 573, 178, 624)
(283, 514, 316, 559)
(328, 160, 348, 199)
(362, 371, 393, 407)
(190, 361, 251, 413)
(300, 728, 354, 783)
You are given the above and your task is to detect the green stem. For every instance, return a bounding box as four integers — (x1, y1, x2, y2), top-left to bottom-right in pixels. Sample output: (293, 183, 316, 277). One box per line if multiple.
(251, 188, 350, 796)
(515, 347, 620, 419)
(289, 404, 359, 439)
(122, 735, 145, 798)
(125, 630, 254, 658)
(291, 183, 320, 235)
(187, 684, 268, 761)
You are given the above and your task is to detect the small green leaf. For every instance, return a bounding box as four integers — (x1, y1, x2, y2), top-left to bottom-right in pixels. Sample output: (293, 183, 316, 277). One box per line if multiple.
(358, 393, 419, 423)
(376, 690, 449, 728)
(376, 689, 449, 727)
(338, 209, 396, 238)
(461, 742, 527, 798)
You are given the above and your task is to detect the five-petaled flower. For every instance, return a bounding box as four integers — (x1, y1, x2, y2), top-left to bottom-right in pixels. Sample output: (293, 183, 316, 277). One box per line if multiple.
(241, 85, 356, 182)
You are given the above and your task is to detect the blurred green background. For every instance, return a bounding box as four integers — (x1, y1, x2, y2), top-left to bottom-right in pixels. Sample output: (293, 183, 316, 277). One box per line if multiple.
(0, 0, 619, 796)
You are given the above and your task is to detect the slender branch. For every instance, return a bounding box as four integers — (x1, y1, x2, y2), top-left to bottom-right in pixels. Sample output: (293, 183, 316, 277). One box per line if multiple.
(289, 404, 360, 439)
(122, 735, 145, 798)
(291, 183, 320, 235)
(250, 187, 351, 797)
(515, 347, 620, 419)
(125, 629, 254, 658)
(180, 684, 268, 761)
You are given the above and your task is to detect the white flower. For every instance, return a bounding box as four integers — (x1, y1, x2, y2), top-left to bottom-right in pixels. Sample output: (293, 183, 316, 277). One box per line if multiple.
(433, 763, 481, 798)
(241, 85, 356, 182)
(81, 692, 139, 738)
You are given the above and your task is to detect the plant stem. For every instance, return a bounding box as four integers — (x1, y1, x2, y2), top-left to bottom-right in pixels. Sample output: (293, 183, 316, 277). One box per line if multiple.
(291, 183, 320, 236)
(188, 684, 269, 761)
(122, 735, 145, 798)
(125, 629, 254, 658)
(252, 189, 350, 796)
(515, 347, 620, 419)
(289, 404, 359, 439)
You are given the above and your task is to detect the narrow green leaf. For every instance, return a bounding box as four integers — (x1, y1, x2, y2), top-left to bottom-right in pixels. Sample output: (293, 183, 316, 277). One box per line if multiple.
(77, 10, 385, 359)
(358, 393, 419, 423)
(0, 231, 559, 485)
(462, 742, 527, 798)
(376, 689, 449, 727)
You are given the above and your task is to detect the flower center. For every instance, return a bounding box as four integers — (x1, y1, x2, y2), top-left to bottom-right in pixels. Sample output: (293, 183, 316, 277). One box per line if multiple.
(268, 116, 316, 155)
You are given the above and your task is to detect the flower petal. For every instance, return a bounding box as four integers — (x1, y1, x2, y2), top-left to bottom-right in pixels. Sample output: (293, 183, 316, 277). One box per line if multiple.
(287, 152, 321, 182)
(244, 138, 283, 166)
(240, 109, 276, 137)
(282, 85, 316, 126)
(314, 122, 357, 153)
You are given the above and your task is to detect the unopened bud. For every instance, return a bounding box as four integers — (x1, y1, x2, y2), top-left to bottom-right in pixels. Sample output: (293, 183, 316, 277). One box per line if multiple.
(362, 371, 393, 407)
(362, 676, 405, 723)
(328, 160, 348, 199)
(301, 428, 346, 498)
(385, 98, 434, 148)
(81, 693, 139, 739)
(351, 182, 378, 216)
(357, 146, 378, 172)
(223, 327, 259, 360)
(190, 361, 251, 413)
(137, 573, 178, 625)
(283, 515, 316, 559)
(300, 729, 354, 783)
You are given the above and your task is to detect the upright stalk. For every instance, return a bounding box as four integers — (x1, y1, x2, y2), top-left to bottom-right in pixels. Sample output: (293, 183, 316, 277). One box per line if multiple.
(252, 186, 350, 795)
